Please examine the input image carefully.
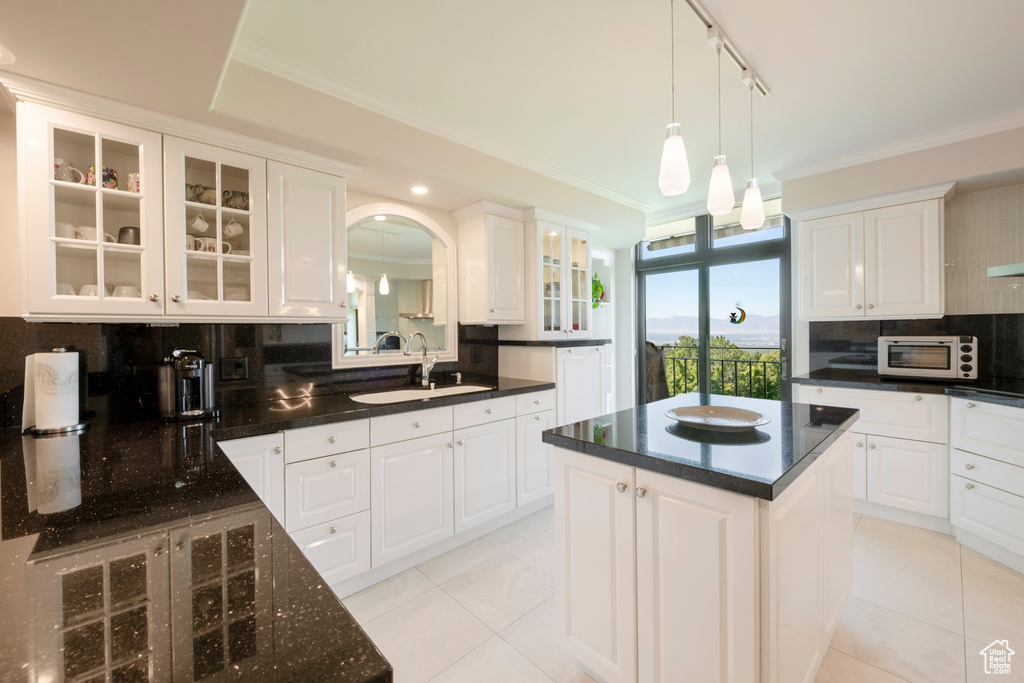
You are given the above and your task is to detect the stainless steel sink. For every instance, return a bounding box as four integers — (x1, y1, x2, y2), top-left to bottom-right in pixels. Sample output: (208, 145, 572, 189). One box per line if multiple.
(349, 384, 494, 404)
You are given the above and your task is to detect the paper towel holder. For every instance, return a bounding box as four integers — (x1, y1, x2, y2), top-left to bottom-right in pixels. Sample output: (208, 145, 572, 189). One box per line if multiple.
(24, 347, 90, 437)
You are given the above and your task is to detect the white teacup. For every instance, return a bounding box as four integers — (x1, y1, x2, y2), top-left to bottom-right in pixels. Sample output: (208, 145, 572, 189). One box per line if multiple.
(79, 284, 99, 296)
(56, 282, 76, 296)
(189, 213, 209, 233)
(196, 236, 231, 253)
(76, 226, 98, 241)
(224, 218, 244, 238)
(103, 232, 117, 243)
(55, 222, 80, 239)
(112, 284, 141, 298)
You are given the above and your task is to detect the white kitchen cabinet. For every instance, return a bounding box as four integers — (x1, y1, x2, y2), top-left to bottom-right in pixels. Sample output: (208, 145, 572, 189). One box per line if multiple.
(19, 102, 165, 318)
(823, 431, 855, 639)
(218, 433, 285, 525)
(796, 385, 948, 444)
(455, 202, 525, 324)
(289, 510, 371, 585)
(370, 405, 453, 446)
(799, 198, 943, 320)
(557, 345, 607, 424)
(866, 434, 948, 518)
(163, 136, 268, 316)
(370, 432, 454, 566)
(851, 433, 867, 501)
(950, 397, 1024, 468)
(453, 418, 517, 533)
(266, 161, 348, 320)
(283, 419, 370, 464)
(517, 409, 556, 506)
(284, 449, 370, 533)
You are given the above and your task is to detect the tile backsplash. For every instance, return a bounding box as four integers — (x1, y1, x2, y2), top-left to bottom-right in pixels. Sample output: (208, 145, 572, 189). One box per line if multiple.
(0, 318, 498, 428)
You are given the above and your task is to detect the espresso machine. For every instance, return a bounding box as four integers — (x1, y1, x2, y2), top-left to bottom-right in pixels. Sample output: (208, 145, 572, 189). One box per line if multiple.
(158, 349, 219, 422)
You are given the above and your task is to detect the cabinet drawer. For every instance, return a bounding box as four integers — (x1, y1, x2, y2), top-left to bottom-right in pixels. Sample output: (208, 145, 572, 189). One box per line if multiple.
(453, 395, 515, 430)
(370, 406, 453, 446)
(289, 510, 371, 585)
(798, 385, 948, 444)
(285, 450, 370, 533)
(284, 420, 369, 463)
(950, 398, 1024, 467)
(951, 475, 1024, 558)
(952, 448, 1024, 499)
(516, 389, 555, 415)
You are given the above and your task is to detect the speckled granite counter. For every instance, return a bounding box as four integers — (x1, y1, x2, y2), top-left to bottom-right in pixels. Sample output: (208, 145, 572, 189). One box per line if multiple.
(542, 393, 859, 500)
(0, 377, 551, 681)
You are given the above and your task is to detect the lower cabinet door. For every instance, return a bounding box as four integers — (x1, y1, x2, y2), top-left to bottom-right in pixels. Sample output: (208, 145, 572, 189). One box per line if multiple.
(516, 410, 556, 506)
(634, 470, 758, 683)
(951, 475, 1024, 557)
(284, 449, 370, 533)
(866, 435, 948, 517)
(554, 448, 636, 683)
(454, 419, 516, 533)
(371, 432, 454, 567)
(289, 511, 371, 585)
(556, 346, 606, 424)
(218, 433, 285, 525)
(851, 433, 867, 501)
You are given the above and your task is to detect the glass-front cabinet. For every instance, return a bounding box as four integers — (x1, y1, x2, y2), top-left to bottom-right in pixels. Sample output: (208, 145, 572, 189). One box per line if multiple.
(20, 102, 165, 317)
(163, 137, 268, 317)
(568, 228, 591, 336)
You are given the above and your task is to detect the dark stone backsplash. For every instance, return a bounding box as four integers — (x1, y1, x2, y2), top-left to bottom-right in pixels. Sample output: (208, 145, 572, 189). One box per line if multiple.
(809, 313, 1024, 380)
(0, 317, 499, 428)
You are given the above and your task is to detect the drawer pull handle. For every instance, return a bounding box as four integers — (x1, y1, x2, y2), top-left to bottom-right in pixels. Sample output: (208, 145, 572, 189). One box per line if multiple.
(535, 415, 541, 421)
(635, 487, 647, 499)
(150, 294, 160, 302)
(914, 395, 922, 401)
(457, 439, 464, 446)
(967, 402, 976, 409)
(534, 399, 541, 405)
(568, 349, 574, 353)
(328, 436, 336, 444)
(868, 303, 874, 309)
(490, 307, 495, 312)
(176, 541, 185, 551)
(965, 483, 975, 490)
(486, 408, 492, 414)
(414, 421, 421, 428)
(273, 446, 282, 454)
(817, 388, 823, 393)
(868, 444, 876, 449)
(855, 304, 862, 309)
(856, 442, 863, 448)
(616, 482, 627, 493)
(329, 460, 337, 468)
(964, 463, 975, 470)
(329, 526, 337, 534)
(447, 442, 453, 449)
(153, 546, 164, 556)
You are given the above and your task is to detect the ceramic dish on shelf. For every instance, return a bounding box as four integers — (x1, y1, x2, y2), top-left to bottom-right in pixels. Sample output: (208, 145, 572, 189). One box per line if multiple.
(664, 405, 770, 432)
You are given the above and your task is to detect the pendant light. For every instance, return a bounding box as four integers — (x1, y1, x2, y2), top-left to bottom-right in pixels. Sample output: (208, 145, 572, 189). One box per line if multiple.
(658, 0, 690, 196)
(706, 42, 735, 216)
(740, 78, 765, 230)
(378, 232, 390, 295)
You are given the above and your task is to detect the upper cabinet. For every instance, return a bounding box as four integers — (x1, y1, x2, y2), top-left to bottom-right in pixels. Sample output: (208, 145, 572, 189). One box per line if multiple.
(20, 102, 165, 317)
(454, 201, 525, 325)
(797, 189, 951, 321)
(500, 209, 596, 341)
(163, 136, 268, 317)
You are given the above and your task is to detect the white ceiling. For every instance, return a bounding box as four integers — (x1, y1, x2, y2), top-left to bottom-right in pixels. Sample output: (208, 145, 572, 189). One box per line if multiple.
(3, 0, 1024, 244)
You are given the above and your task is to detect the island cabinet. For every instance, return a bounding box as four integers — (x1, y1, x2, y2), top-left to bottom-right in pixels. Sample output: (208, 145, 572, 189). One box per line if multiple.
(553, 431, 853, 683)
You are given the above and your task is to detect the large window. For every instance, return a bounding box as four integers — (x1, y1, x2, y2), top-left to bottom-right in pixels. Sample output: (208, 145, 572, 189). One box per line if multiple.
(637, 200, 790, 405)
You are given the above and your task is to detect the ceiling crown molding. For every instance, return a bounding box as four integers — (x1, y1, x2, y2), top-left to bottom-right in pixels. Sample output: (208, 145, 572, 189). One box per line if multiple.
(523, 207, 601, 234)
(773, 110, 1024, 183)
(0, 71, 362, 178)
(231, 41, 651, 214)
(451, 201, 524, 223)
(785, 182, 956, 222)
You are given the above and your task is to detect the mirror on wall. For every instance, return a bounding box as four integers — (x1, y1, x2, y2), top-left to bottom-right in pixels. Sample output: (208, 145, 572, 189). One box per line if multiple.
(334, 205, 455, 366)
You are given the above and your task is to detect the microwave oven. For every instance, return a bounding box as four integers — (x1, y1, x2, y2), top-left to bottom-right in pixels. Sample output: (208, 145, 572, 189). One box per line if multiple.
(877, 336, 978, 380)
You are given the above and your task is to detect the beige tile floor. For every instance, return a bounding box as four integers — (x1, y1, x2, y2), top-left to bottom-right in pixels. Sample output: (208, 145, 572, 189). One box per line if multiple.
(341, 508, 1024, 683)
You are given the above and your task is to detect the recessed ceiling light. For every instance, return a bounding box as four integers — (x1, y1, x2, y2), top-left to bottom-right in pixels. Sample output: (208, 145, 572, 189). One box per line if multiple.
(0, 42, 16, 66)
(374, 215, 386, 221)
(411, 186, 428, 195)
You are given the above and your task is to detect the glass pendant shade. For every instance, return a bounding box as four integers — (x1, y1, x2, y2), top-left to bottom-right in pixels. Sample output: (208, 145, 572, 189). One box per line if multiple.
(740, 179, 765, 230)
(706, 155, 735, 215)
(347, 270, 356, 293)
(379, 273, 390, 295)
(658, 123, 691, 196)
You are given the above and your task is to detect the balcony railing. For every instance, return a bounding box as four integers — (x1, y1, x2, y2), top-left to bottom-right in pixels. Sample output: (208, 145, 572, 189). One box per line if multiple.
(655, 345, 782, 400)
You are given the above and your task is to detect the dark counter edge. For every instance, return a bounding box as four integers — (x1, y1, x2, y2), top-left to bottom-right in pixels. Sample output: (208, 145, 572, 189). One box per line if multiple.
(497, 338, 611, 347)
(542, 408, 860, 501)
(794, 371, 1024, 408)
(946, 388, 1024, 409)
(209, 377, 556, 441)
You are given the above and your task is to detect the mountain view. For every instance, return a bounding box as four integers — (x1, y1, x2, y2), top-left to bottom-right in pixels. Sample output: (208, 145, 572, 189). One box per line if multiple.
(645, 314, 780, 349)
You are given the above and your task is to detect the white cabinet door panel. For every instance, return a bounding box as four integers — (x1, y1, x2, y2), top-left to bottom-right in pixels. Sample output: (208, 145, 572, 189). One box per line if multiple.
(218, 433, 285, 525)
(284, 419, 369, 463)
(851, 433, 867, 501)
(824, 431, 854, 639)
(452, 395, 516, 430)
(950, 398, 1024, 468)
(370, 405, 453, 446)
(557, 345, 606, 425)
(554, 448, 636, 683)
(284, 449, 370, 533)
(863, 200, 942, 318)
(951, 475, 1024, 558)
(800, 212, 864, 319)
(635, 470, 758, 683)
(488, 214, 526, 322)
(866, 435, 948, 517)
(798, 386, 948, 444)
(289, 511, 371, 585)
(371, 432, 454, 566)
(454, 419, 516, 533)
(516, 389, 556, 415)
(517, 410, 556, 506)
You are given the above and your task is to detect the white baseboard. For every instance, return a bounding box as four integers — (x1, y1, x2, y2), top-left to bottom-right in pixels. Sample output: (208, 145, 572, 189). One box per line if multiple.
(852, 499, 953, 535)
(954, 528, 1024, 575)
(329, 495, 554, 599)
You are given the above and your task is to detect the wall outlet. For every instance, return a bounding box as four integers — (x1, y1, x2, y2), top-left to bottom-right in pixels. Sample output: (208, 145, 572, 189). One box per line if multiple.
(219, 357, 249, 381)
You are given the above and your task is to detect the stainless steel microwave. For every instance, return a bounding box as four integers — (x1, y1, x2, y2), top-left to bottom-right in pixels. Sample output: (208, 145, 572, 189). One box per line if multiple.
(877, 336, 978, 380)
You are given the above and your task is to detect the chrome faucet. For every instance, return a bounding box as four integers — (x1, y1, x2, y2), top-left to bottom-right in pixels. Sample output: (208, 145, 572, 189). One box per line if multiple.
(371, 331, 406, 354)
(405, 331, 438, 387)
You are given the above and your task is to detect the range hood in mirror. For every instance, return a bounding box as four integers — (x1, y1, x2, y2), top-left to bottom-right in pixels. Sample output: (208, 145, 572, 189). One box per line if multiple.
(400, 280, 434, 319)
(988, 263, 1024, 278)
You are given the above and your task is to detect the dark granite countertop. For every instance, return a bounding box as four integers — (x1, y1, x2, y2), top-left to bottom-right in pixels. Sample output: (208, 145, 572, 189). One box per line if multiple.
(497, 338, 611, 347)
(0, 376, 553, 681)
(542, 393, 859, 501)
(793, 369, 1024, 408)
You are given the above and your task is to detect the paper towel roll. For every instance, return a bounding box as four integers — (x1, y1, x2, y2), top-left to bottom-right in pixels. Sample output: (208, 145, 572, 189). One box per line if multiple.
(33, 351, 79, 430)
(35, 434, 82, 514)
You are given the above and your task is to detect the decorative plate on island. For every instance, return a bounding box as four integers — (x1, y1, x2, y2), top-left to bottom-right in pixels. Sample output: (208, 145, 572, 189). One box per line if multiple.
(665, 405, 770, 432)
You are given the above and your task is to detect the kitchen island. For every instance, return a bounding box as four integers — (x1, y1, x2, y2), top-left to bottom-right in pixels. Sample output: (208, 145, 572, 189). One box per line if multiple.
(542, 393, 860, 683)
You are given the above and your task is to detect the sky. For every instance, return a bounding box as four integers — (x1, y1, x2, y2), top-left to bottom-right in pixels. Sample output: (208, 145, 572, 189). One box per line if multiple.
(644, 258, 781, 321)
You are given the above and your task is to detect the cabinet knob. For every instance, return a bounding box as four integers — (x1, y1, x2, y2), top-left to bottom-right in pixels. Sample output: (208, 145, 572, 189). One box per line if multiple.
(816, 388, 823, 393)
(485, 408, 492, 414)
(414, 421, 421, 428)
(967, 402, 976, 409)
(447, 442, 453, 449)
(855, 304, 862, 309)
(457, 439, 464, 446)
(176, 541, 185, 551)
(328, 436, 336, 444)
(635, 487, 647, 499)
(964, 463, 975, 470)
(534, 399, 541, 405)
(868, 303, 875, 309)
(329, 526, 337, 534)
(914, 395, 922, 401)
(856, 442, 863, 448)
(568, 349, 574, 353)
(329, 460, 336, 468)
(616, 482, 627, 493)
(149, 294, 160, 302)
(868, 444, 876, 449)
(171, 295, 182, 303)
(273, 446, 282, 454)
(339, 302, 347, 308)
(535, 415, 541, 421)
(489, 307, 495, 312)
(594, 347, 600, 352)
(568, 329, 575, 334)
(965, 483, 975, 490)
(153, 546, 164, 556)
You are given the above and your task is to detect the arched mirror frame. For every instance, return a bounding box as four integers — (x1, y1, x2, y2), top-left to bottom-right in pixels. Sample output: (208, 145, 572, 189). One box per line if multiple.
(331, 202, 459, 368)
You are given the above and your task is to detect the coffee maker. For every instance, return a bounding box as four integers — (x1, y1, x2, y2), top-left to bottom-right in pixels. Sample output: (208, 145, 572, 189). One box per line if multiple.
(158, 349, 219, 422)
